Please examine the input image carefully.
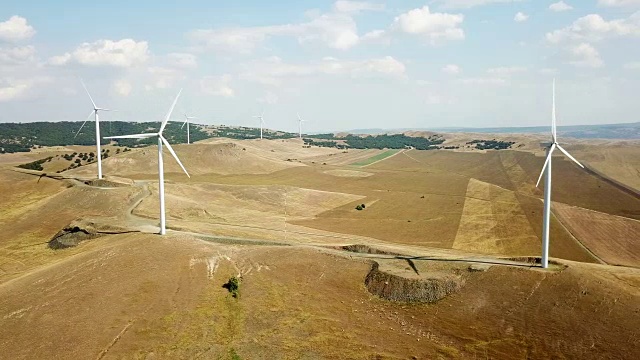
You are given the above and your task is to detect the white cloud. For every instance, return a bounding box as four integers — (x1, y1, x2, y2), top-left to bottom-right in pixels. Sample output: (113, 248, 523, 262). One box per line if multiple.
(624, 61, 640, 69)
(546, 13, 640, 44)
(487, 66, 527, 75)
(333, 1, 385, 13)
(0, 80, 29, 101)
(456, 77, 507, 85)
(166, 53, 197, 69)
(539, 68, 558, 75)
(0, 77, 50, 102)
(361, 29, 389, 44)
(597, 0, 640, 7)
(0, 16, 35, 42)
(50, 39, 149, 67)
(434, 0, 522, 10)
(549, 1, 573, 12)
(569, 43, 604, 68)
(147, 66, 183, 90)
(188, 27, 274, 54)
(297, 13, 360, 50)
(113, 79, 132, 96)
(0, 45, 35, 65)
(393, 6, 464, 44)
(514, 12, 529, 22)
(201, 74, 234, 97)
(257, 91, 279, 104)
(240, 56, 406, 86)
(189, 12, 364, 53)
(442, 64, 461, 74)
(348, 56, 406, 77)
(48, 53, 71, 66)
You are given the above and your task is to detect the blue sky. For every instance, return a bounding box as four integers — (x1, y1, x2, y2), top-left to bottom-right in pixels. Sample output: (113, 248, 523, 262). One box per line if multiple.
(0, 0, 639, 132)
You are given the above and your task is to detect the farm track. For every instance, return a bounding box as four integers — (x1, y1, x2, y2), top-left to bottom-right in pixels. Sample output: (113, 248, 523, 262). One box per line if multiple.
(119, 176, 561, 270)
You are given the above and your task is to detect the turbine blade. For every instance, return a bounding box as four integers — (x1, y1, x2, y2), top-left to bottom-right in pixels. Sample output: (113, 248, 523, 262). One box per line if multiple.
(160, 135, 190, 178)
(552, 78, 557, 142)
(535, 144, 556, 188)
(104, 133, 157, 139)
(80, 78, 98, 109)
(181, 118, 188, 129)
(160, 88, 183, 134)
(74, 111, 95, 138)
(556, 144, 584, 168)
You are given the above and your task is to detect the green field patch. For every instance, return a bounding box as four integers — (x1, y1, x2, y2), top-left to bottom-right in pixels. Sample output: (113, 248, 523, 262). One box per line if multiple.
(350, 150, 399, 166)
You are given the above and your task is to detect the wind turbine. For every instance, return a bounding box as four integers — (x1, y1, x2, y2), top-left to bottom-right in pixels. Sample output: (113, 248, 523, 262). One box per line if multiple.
(297, 113, 306, 139)
(181, 114, 197, 144)
(253, 110, 265, 139)
(104, 89, 189, 235)
(535, 79, 584, 269)
(75, 79, 113, 179)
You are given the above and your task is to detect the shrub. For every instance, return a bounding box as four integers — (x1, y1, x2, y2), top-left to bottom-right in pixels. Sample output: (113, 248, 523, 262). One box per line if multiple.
(223, 276, 241, 298)
(355, 205, 363, 211)
(361, 203, 366, 209)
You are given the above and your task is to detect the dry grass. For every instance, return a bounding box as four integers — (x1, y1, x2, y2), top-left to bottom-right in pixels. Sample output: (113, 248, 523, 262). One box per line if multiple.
(0, 138, 639, 359)
(453, 178, 539, 256)
(553, 202, 640, 267)
(0, 235, 638, 359)
(571, 142, 640, 191)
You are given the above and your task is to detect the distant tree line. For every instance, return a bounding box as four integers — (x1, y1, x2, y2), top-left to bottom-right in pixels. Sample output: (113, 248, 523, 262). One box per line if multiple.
(304, 134, 445, 150)
(466, 139, 515, 150)
(0, 122, 303, 153)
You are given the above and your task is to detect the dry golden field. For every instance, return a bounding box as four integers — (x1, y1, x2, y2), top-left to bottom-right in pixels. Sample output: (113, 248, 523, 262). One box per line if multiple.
(0, 136, 639, 359)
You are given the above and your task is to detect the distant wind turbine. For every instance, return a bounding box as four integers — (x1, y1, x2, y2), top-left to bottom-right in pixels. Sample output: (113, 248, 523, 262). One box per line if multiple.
(181, 114, 197, 144)
(104, 89, 189, 235)
(253, 110, 265, 139)
(535, 79, 585, 269)
(297, 113, 306, 139)
(75, 79, 114, 179)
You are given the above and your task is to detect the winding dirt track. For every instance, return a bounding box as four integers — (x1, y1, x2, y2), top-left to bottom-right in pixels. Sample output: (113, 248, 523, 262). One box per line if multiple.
(117, 176, 554, 270)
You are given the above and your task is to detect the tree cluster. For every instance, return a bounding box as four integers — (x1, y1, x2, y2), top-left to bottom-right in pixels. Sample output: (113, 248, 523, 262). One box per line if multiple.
(466, 139, 515, 150)
(304, 134, 445, 150)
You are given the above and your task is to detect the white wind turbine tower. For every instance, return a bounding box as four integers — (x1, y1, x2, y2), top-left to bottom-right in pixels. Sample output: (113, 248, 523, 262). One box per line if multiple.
(297, 113, 306, 139)
(535, 79, 584, 269)
(181, 114, 197, 144)
(253, 110, 266, 139)
(75, 79, 113, 179)
(104, 89, 189, 235)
